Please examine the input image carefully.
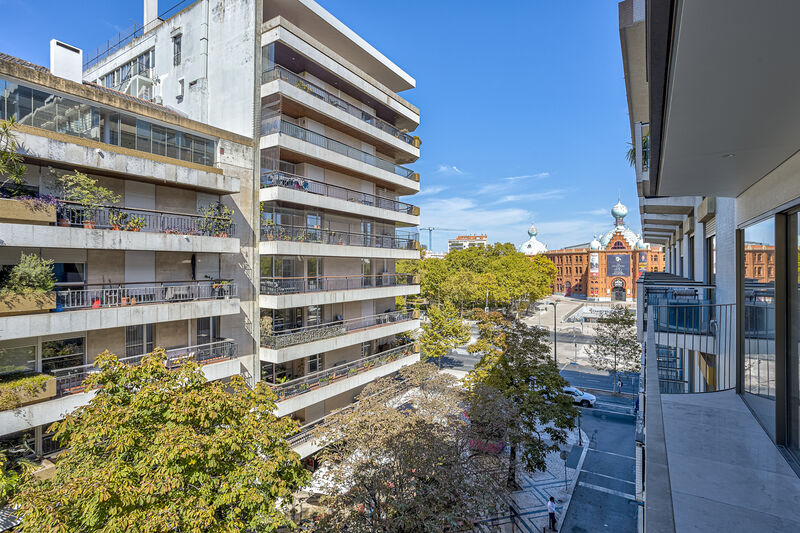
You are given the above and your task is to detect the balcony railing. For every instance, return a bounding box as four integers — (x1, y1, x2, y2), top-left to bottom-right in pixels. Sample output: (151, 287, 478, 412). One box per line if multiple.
(51, 340, 238, 398)
(261, 223, 418, 250)
(277, 121, 415, 179)
(269, 343, 416, 401)
(262, 310, 416, 349)
(260, 274, 417, 296)
(260, 170, 418, 216)
(56, 202, 236, 237)
(262, 65, 416, 146)
(55, 280, 237, 311)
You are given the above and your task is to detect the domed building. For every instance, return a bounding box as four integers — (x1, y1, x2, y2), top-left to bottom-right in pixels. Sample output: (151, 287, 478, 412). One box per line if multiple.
(521, 199, 665, 301)
(519, 221, 548, 255)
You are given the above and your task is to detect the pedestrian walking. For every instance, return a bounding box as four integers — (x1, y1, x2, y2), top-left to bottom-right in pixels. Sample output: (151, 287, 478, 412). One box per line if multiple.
(617, 378, 623, 394)
(548, 496, 558, 531)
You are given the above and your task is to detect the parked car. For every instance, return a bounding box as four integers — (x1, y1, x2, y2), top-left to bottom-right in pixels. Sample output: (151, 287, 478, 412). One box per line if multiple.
(563, 386, 596, 407)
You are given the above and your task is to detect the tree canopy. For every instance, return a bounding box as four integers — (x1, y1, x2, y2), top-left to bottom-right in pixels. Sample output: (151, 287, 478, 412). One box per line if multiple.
(13, 349, 310, 532)
(588, 305, 641, 387)
(419, 301, 470, 367)
(398, 244, 556, 312)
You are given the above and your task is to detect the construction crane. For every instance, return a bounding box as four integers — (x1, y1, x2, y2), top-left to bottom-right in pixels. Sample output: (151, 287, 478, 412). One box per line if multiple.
(421, 227, 466, 252)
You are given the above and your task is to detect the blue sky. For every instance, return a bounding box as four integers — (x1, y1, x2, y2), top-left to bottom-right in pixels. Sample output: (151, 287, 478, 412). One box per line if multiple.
(0, 0, 639, 252)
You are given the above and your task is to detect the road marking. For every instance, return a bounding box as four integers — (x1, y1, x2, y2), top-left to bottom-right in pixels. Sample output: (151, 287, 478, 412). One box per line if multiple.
(578, 481, 636, 501)
(580, 470, 635, 485)
(588, 448, 635, 460)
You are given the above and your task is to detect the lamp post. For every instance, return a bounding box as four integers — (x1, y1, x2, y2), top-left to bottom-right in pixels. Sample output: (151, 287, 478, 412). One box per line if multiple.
(549, 301, 558, 364)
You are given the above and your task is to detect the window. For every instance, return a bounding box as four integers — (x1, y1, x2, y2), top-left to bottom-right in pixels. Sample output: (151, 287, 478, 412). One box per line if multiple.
(197, 316, 221, 345)
(308, 354, 323, 374)
(173, 35, 182, 66)
(125, 324, 154, 357)
(0, 345, 36, 375)
(41, 337, 85, 373)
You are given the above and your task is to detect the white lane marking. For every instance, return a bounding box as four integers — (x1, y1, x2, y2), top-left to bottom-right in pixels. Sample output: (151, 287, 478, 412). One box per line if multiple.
(578, 481, 636, 501)
(587, 448, 635, 460)
(580, 470, 635, 485)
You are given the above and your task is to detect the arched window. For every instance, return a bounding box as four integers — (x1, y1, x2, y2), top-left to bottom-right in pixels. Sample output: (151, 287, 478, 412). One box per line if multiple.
(611, 241, 626, 250)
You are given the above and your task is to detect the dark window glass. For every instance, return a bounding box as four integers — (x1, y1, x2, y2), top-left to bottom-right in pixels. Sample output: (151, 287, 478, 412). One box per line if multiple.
(41, 337, 85, 373)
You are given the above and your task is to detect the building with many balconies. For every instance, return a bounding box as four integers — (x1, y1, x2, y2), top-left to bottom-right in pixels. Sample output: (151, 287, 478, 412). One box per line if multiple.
(0, 47, 257, 457)
(80, 0, 421, 442)
(620, 0, 800, 530)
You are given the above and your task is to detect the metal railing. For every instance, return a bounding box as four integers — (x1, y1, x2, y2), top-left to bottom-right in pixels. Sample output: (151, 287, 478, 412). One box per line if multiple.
(51, 340, 238, 398)
(56, 202, 236, 237)
(260, 274, 416, 295)
(55, 280, 236, 310)
(648, 303, 735, 393)
(262, 310, 415, 349)
(262, 65, 416, 145)
(260, 170, 417, 215)
(261, 223, 418, 250)
(269, 343, 416, 401)
(278, 121, 415, 179)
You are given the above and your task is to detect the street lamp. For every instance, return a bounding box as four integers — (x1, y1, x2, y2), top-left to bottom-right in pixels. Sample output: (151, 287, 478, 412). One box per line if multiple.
(549, 301, 558, 364)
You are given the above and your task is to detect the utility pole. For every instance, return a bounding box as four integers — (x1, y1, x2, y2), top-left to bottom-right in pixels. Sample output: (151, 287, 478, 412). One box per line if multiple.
(573, 326, 577, 364)
(484, 287, 489, 313)
(549, 301, 558, 364)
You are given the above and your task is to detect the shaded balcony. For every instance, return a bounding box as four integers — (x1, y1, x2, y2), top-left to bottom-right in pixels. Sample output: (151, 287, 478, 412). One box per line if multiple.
(261, 223, 418, 250)
(55, 280, 237, 311)
(260, 274, 416, 296)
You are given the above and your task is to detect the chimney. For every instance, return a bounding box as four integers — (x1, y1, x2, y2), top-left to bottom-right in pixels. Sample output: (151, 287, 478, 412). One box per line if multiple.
(49, 40, 83, 83)
(144, 0, 159, 28)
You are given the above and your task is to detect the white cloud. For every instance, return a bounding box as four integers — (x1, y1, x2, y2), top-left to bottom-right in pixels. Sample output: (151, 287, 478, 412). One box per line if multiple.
(579, 208, 609, 217)
(435, 164, 464, 175)
(503, 172, 550, 182)
(414, 185, 447, 197)
(477, 172, 551, 195)
(492, 189, 567, 204)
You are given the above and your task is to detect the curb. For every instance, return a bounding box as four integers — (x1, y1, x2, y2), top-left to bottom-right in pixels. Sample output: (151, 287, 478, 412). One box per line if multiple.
(580, 386, 637, 399)
(556, 430, 589, 532)
(590, 408, 635, 422)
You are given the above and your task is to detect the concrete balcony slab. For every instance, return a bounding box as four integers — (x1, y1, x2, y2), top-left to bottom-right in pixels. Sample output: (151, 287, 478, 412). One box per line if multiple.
(259, 239, 418, 260)
(260, 284, 419, 309)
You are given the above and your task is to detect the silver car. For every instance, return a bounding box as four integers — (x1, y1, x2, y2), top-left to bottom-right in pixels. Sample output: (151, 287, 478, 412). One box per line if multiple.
(564, 386, 596, 407)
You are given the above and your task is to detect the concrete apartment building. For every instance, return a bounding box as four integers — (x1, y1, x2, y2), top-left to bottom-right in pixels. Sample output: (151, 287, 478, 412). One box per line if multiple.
(620, 0, 800, 530)
(0, 48, 257, 455)
(448, 234, 488, 253)
(79, 0, 422, 445)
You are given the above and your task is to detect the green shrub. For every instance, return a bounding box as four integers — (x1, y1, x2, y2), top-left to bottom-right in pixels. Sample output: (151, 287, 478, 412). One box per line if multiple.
(0, 373, 51, 411)
(0, 254, 55, 296)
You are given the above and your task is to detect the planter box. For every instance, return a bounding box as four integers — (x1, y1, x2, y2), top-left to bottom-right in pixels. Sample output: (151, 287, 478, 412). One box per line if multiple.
(0, 292, 57, 316)
(11, 377, 57, 408)
(0, 198, 56, 225)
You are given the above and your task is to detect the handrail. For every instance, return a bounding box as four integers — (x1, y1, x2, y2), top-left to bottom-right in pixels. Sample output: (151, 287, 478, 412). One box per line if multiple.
(262, 65, 415, 145)
(261, 223, 418, 250)
(270, 343, 416, 401)
(260, 170, 418, 215)
(57, 201, 236, 237)
(277, 121, 415, 179)
(260, 274, 416, 295)
(55, 280, 237, 310)
(262, 310, 415, 349)
(50, 339, 238, 398)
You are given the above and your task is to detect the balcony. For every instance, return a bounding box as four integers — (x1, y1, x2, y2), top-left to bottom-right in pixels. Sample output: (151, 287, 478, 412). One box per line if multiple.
(263, 66, 417, 147)
(260, 223, 419, 260)
(260, 170, 419, 225)
(270, 343, 419, 416)
(273, 121, 416, 180)
(260, 274, 419, 309)
(0, 281, 240, 342)
(0, 340, 241, 434)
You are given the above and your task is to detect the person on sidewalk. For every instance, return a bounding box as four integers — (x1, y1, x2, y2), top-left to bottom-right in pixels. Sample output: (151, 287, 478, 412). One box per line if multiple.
(548, 496, 557, 531)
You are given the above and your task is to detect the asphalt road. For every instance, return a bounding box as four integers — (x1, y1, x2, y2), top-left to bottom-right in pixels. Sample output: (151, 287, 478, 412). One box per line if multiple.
(561, 365, 640, 396)
(560, 394, 638, 533)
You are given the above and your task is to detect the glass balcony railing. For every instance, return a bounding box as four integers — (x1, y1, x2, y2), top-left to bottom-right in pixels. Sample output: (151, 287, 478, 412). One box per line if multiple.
(260, 170, 419, 216)
(262, 310, 417, 350)
(261, 223, 418, 250)
(51, 340, 238, 398)
(55, 280, 236, 311)
(269, 343, 417, 401)
(260, 274, 417, 295)
(262, 65, 416, 146)
(276, 121, 416, 179)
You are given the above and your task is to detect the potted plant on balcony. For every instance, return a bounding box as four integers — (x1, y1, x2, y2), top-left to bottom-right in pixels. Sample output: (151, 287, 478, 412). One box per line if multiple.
(0, 372, 56, 411)
(0, 253, 56, 316)
(262, 218, 276, 240)
(198, 201, 233, 237)
(125, 215, 146, 232)
(108, 209, 128, 230)
(52, 170, 120, 230)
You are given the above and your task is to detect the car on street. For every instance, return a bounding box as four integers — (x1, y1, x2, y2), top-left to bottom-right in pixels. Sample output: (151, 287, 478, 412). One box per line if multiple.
(563, 386, 596, 407)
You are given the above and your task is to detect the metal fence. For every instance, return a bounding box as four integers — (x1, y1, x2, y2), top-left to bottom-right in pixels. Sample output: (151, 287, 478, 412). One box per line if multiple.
(51, 339, 238, 398)
(261, 223, 417, 249)
(269, 343, 416, 401)
(263, 310, 415, 349)
(261, 170, 417, 215)
(56, 280, 236, 310)
(56, 202, 235, 237)
(260, 274, 416, 295)
(278, 121, 415, 179)
(262, 65, 416, 145)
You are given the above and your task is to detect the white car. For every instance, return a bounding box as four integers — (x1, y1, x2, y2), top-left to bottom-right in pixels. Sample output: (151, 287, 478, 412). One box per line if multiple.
(564, 386, 596, 408)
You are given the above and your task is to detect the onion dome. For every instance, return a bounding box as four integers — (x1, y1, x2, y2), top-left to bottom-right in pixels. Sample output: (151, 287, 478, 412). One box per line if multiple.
(528, 222, 538, 237)
(612, 200, 628, 222)
(635, 235, 650, 250)
(519, 220, 547, 255)
(589, 234, 602, 250)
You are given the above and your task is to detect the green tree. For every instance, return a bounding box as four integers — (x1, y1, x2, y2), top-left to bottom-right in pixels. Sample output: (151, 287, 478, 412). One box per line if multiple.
(0, 119, 26, 195)
(13, 349, 310, 532)
(420, 301, 470, 368)
(0, 253, 55, 296)
(588, 305, 641, 390)
(467, 314, 577, 488)
(315, 363, 501, 532)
